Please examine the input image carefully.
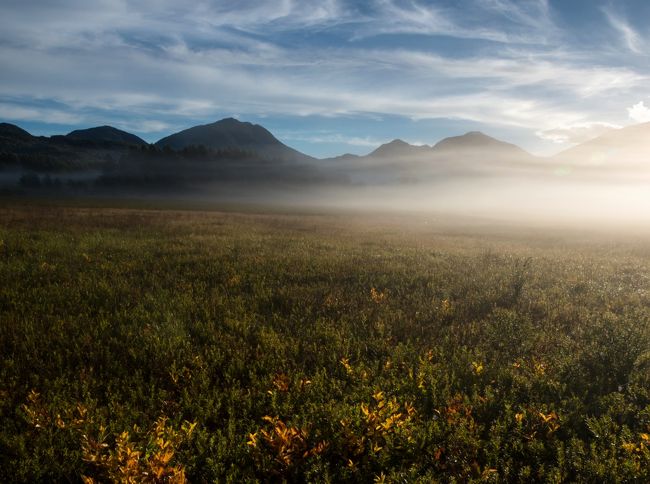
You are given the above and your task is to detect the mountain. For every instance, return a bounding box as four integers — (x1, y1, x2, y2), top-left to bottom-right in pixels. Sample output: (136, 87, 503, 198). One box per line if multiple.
(554, 122, 650, 166)
(66, 126, 147, 146)
(0, 122, 147, 172)
(155, 118, 313, 162)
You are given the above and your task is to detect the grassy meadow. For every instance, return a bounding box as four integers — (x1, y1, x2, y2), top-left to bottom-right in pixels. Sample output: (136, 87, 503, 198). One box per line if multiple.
(1, 202, 650, 482)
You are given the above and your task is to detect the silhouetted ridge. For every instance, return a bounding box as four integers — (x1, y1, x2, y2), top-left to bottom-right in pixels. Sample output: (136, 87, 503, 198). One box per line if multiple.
(369, 139, 429, 158)
(0, 123, 34, 140)
(433, 131, 525, 154)
(155, 117, 313, 162)
(66, 126, 147, 146)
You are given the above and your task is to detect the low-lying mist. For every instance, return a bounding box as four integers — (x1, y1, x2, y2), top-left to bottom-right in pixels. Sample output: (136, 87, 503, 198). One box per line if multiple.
(311, 178, 650, 227)
(168, 171, 650, 233)
(4, 124, 650, 232)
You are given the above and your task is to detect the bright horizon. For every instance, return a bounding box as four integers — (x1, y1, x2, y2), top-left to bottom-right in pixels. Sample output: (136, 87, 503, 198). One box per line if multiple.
(1, 0, 650, 158)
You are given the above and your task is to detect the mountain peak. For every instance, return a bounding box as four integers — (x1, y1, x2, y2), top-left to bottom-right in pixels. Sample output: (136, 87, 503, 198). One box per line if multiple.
(386, 138, 409, 146)
(155, 118, 313, 162)
(433, 131, 526, 156)
(156, 118, 278, 150)
(370, 139, 429, 158)
(212, 117, 248, 126)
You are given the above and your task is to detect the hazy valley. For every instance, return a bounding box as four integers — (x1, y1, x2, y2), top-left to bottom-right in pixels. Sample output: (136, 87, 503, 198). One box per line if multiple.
(4, 1, 650, 482)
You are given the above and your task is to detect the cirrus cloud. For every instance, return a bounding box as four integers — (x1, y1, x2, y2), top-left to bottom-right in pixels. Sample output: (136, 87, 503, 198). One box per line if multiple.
(1, 0, 650, 157)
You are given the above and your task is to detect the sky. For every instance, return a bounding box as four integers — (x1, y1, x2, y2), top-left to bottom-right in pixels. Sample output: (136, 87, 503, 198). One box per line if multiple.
(1, 0, 649, 158)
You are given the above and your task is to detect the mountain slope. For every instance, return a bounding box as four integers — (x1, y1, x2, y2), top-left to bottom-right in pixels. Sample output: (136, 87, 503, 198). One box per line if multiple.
(155, 118, 313, 162)
(0, 123, 38, 152)
(554, 122, 650, 165)
(0, 122, 34, 141)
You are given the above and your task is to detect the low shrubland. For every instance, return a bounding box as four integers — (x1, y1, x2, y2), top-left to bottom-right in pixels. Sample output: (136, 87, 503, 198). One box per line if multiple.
(1, 203, 650, 482)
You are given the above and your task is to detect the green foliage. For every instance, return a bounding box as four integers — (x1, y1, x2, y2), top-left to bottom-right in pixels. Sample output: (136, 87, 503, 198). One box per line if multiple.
(1, 204, 650, 482)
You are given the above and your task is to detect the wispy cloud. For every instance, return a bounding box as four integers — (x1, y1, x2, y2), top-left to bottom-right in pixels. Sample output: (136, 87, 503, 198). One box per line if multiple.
(279, 131, 387, 148)
(601, 7, 644, 54)
(476, 0, 558, 41)
(196, 0, 352, 32)
(349, 0, 557, 44)
(0, 102, 84, 125)
(0, 0, 649, 155)
(376, 49, 646, 97)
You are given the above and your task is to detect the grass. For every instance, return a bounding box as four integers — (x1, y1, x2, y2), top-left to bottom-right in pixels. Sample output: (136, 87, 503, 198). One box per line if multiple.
(1, 202, 650, 482)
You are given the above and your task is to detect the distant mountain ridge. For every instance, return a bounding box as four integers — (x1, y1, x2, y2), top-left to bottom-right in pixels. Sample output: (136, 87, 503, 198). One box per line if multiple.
(2, 118, 650, 188)
(330, 131, 532, 160)
(327, 131, 533, 163)
(0, 122, 150, 172)
(4, 118, 650, 164)
(321, 130, 537, 183)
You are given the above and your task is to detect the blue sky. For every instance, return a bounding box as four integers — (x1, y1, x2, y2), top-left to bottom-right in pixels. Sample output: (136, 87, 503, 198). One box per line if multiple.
(1, 0, 649, 157)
